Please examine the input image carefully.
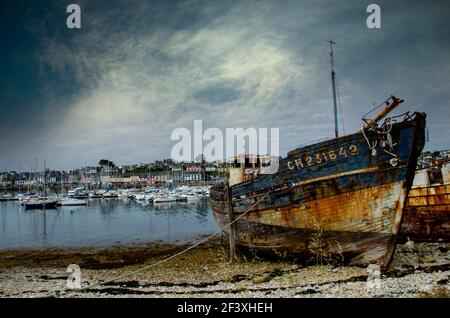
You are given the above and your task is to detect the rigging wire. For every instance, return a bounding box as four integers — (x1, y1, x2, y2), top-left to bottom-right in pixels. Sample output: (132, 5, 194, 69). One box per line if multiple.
(362, 97, 391, 122)
(335, 81, 346, 135)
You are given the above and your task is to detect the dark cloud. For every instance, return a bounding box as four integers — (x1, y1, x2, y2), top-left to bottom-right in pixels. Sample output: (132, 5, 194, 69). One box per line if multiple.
(0, 0, 449, 170)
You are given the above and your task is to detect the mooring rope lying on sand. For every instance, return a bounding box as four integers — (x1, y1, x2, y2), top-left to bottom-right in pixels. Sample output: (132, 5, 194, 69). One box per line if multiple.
(53, 190, 272, 297)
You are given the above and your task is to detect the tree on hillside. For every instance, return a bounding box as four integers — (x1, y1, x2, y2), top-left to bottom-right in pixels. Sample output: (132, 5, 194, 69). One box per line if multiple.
(98, 159, 115, 168)
(432, 151, 441, 158)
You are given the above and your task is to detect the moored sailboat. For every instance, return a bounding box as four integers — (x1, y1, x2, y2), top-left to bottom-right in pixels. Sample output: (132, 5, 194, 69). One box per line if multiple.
(24, 198, 58, 210)
(24, 160, 58, 210)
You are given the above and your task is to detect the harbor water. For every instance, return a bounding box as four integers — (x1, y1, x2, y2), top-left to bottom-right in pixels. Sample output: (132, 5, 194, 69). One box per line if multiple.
(0, 198, 220, 249)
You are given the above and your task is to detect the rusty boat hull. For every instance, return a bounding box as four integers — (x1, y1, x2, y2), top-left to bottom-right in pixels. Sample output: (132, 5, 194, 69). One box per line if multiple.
(211, 112, 426, 269)
(400, 163, 450, 242)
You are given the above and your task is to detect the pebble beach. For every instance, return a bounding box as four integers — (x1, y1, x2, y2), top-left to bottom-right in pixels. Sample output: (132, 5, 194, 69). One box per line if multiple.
(0, 238, 448, 298)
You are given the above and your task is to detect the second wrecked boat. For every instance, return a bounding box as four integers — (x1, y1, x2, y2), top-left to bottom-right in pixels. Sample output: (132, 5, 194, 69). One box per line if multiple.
(400, 160, 450, 242)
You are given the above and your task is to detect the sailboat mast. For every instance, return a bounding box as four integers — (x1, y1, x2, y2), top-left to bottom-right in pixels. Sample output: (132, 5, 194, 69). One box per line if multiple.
(43, 160, 46, 199)
(3, 165, 6, 194)
(328, 40, 338, 138)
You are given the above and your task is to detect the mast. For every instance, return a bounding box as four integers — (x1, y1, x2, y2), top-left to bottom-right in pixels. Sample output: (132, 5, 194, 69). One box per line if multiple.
(28, 166, 32, 193)
(43, 160, 46, 200)
(18, 162, 21, 194)
(201, 152, 205, 186)
(3, 165, 6, 194)
(328, 40, 339, 138)
(34, 157, 38, 192)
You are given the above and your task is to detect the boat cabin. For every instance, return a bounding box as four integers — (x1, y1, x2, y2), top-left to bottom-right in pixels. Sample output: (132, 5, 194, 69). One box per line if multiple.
(412, 161, 450, 188)
(227, 154, 280, 186)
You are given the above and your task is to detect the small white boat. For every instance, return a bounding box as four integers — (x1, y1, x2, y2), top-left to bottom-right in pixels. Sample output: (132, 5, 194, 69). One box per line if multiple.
(134, 193, 147, 201)
(179, 192, 200, 201)
(145, 193, 155, 202)
(17, 192, 38, 203)
(89, 191, 103, 198)
(118, 190, 131, 199)
(103, 191, 118, 198)
(0, 193, 18, 201)
(153, 195, 177, 203)
(57, 198, 87, 206)
(68, 187, 87, 198)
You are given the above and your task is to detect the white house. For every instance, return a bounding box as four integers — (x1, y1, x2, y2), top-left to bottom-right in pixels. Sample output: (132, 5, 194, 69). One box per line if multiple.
(182, 172, 202, 182)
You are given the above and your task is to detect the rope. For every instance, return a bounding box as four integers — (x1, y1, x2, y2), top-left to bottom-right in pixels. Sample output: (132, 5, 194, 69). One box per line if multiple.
(361, 128, 377, 151)
(54, 190, 273, 297)
(380, 117, 399, 156)
(361, 116, 399, 160)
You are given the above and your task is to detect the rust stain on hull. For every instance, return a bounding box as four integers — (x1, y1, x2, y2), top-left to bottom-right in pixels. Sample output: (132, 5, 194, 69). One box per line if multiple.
(212, 181, 404, 266)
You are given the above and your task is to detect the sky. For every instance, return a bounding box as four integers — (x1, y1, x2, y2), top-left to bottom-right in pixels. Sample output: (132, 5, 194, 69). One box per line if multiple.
(0, 0, 449, 171)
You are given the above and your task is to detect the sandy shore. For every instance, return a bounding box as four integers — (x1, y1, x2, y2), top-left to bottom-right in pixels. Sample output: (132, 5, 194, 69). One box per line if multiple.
(0, 237, 449, 298)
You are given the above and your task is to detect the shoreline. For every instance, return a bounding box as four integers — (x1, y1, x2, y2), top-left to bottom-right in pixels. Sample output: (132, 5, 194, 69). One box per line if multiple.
(0, 235, 224, 269)
(0, 239, 449, 298)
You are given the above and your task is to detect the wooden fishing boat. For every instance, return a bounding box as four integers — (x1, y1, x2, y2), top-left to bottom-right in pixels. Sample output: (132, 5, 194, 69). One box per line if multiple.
(400, 160, 450, 242)
(210, 96, 426, 269)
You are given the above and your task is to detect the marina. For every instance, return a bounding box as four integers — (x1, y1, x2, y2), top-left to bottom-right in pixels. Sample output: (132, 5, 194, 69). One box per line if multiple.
(0, 192, 217, 250)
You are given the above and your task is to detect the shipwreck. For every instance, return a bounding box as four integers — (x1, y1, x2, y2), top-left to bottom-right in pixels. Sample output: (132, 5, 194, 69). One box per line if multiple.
(210, 42, 426, 269)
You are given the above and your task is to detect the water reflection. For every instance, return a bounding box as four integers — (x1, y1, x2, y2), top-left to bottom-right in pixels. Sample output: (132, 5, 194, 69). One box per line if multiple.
(0, 199, 219, 249)
(195, 198, 210, 221)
